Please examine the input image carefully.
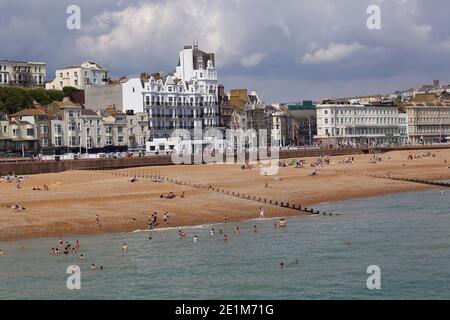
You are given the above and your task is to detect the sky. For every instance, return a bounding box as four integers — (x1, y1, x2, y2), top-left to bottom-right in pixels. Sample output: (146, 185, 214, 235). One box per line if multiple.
(1, 0, 450, 102)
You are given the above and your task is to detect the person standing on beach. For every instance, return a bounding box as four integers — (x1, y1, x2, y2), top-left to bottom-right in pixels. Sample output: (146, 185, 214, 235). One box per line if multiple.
(259, 207, 265, 219)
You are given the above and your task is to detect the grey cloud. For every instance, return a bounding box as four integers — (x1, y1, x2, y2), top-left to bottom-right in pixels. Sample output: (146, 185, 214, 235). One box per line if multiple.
(1, 0, 449, 101)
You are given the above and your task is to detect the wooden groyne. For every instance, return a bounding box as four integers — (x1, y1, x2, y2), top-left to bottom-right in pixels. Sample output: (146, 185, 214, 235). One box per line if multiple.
(100, 168, 338, 217)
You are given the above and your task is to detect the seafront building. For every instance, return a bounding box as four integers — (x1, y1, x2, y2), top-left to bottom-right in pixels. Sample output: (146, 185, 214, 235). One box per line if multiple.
(287, 101, 317, 145)
(143, 44, 220, 139)
(84, 77, 145, 114)
(0, 59, 46, 88)
(46, 61, 109, 90)
(315, 101, 401, 146)
(404, 94, 450, 143)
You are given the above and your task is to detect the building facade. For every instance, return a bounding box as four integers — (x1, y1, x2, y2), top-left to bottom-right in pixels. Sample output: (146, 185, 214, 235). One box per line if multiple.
(143, 44, 219, 139)
(405, 101, 450, 143)
(315, 102, 401, 146)
(0, 60, 46, 88)
(84, 77, 145, 114)
(46, 61, 109, 90)
(287, 101, 317, 145)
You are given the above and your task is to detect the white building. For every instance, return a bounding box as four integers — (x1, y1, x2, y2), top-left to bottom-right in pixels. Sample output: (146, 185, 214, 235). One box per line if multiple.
(405, 100, 450, 143)
(84, 77, 145, 114)
(46, 61, 109, 90)
(0, 60, 46, 88)
(398, 112, 409, 144)
(315, 102, 401, 146)
(143, 44, 219, 139)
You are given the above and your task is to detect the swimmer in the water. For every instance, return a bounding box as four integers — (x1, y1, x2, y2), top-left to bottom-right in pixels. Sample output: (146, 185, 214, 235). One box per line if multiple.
(274, 221, 277, 228)
(210, 228, 215, 236)
(0, 249, 4, 255)
(219, 229, 223, 235)
(253, 225, 258, 233)
(59, 239, 63, 246)
(223, 234, 228, 241)
(80, 254, 85, 260)
(90, 263, 97, 270)
(280, 262, 284, 269)
(122, 243, 128, 252)
(440, 190, 445, 195)
(193, 235, 198, 243)
(100, 266, 104, 271)
(234, 225, 240, 234)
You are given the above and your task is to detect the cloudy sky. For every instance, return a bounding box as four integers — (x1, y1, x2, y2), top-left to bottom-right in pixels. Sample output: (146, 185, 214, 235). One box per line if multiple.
(1, 0, 449, 102)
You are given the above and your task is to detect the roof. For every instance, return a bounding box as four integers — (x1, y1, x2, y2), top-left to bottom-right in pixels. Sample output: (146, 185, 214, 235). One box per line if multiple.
(48, 99, 82, 109)
(11, 108, 47, 117)
(82, 109, 99, 116)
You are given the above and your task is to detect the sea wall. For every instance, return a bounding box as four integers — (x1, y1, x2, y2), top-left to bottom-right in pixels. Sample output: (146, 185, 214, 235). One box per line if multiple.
(1, 145, 449, 175)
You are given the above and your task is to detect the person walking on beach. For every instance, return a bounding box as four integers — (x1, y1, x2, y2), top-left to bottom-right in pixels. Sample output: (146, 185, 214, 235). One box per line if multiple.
(163, 212, 169, 224)
(259, 207, 265, 219)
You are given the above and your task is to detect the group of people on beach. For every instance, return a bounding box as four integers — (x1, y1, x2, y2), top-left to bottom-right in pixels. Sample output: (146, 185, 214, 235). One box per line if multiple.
(160, 192, 176, 199)
(407, 152, 436, 160)
(311, 155, 330, 168)
(32, 185, 49, 191)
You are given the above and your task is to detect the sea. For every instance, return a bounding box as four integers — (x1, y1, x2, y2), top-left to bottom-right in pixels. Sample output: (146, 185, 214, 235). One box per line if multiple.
(0, 188, 449, 300)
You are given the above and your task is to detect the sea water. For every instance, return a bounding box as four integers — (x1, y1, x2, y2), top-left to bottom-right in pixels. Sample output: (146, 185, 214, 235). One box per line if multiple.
(0, 189, 449, 300)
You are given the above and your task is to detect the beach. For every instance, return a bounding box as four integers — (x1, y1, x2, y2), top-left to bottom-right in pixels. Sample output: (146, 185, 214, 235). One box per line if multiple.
(1, 148, 450, 242)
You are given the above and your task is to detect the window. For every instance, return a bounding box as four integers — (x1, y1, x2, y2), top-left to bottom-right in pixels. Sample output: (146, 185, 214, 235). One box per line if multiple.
(118, 136, 124, 143)
(55, 124, 62, 134)
(54, 137, 62, 146)
(40, 125, 48, 134)
(69, 122, 76, 131)
(27, 128, 34, 136)
(70, 136, 77, 146)
(118, 126, 123, 134)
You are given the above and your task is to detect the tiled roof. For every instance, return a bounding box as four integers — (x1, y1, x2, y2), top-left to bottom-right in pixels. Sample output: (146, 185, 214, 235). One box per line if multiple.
(11, 108, 47, 117)
(82, 109, 99, 116)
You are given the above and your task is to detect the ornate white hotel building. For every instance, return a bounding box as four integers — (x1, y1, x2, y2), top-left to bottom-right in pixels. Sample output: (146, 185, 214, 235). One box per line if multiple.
(315, 102, 401, 146)
(143, 44, 219, 139)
